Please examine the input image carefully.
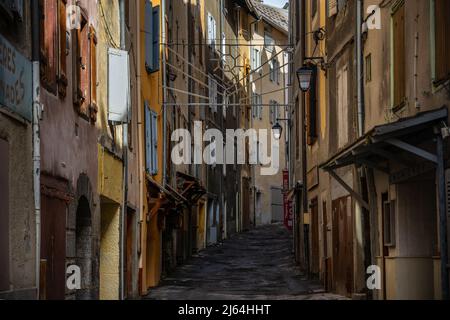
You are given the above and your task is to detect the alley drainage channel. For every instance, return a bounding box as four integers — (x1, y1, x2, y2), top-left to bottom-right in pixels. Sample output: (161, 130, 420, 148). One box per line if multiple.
(145, 224, 346, 300)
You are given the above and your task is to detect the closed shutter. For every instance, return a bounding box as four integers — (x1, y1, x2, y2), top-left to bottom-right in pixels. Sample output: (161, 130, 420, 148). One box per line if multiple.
(306, 65, 317, 145)
(40, 0, 58, 94)
(435, 0, 450, 83)
(151, 110, 158, 175)
(144, 1, 153, 72)
(145, 102, 152, 174)
(392, 3, 405, 109)
(152, 6, 160, 72)
(57, 0, 68, 98)
(79, 19, 90, 117)
(0, 139, 9, 292)
(89, 25, 98, 122)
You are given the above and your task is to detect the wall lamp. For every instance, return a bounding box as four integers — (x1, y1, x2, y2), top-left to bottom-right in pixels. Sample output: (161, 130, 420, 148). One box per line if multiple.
(272, 118, 291, 140)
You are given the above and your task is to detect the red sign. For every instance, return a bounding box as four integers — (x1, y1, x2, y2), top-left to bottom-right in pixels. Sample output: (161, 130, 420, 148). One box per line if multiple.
(283, 170, 293, 231)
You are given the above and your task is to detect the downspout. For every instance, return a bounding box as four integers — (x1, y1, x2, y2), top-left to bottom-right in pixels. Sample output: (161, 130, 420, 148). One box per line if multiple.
(162, 0, 168, 185)
(356, 0, 365, 137)
(31, 0, 42, 300)
(135, 1, 144, 296)
(119, 0, 127, 300)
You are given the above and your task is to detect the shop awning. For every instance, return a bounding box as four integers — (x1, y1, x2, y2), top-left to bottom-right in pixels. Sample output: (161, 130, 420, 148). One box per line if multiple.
(176, 171, 207, 204)
(320, 107, 448, 210)
(146, 174, 188, 208)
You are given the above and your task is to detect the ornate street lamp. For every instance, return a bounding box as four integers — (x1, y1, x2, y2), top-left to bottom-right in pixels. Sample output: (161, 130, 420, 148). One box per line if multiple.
(272, 122, 283, 140)
(296, 65, 315, 92)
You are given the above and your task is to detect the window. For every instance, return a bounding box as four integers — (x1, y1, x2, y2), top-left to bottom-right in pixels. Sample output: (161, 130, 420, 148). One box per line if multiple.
(251, 47, 261, 73)
(392, 2, 405, 109)
(383, 200, 396, 247)
(434, 0, 450, 84)
(264, 31, 275, 53)
(270, 100, 279, 124)
(145, 102, 158, 175)
(311, 0, 317, 17)
(208, 75, 218, 113)
(72, 10, 98, 122)
(365, 54, 372, 83)
(337, 65, 349, 148)
(270, 59, 280, 84)
(223, 94, 228, 119)
(40, 0, 68, 97)
(252, 93, 262, 120)
(305, 65, 318, 145)
(145, 2, 160, 73)
(207, 12, 217, 48)
(328, 0, 338, 17)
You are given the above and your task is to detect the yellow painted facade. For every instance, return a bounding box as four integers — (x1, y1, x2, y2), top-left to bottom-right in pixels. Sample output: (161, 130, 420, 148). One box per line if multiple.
(96, 0, 124, 300)
(139, 0, 164, 292)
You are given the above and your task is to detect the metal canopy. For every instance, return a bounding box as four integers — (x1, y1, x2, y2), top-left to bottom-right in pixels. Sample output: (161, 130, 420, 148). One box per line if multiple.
(321, 107, 448, 172)
(319, 106, 449, 299)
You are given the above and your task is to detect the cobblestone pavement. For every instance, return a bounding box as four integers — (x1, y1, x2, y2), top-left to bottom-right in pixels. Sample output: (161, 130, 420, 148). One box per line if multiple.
(145, 224, 347, 300)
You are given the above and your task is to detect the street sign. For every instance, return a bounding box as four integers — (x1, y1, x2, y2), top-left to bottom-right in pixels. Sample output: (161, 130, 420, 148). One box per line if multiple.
(0, 33, 32, 121)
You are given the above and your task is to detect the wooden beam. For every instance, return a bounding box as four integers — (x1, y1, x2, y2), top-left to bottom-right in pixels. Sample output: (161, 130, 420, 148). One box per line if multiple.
(327, 170, 370, 210)
(386, 139, 438, 164)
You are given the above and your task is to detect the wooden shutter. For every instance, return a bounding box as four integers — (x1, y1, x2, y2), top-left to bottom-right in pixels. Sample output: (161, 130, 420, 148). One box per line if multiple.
(306, 65, 317, 145)
(145, 102, 152, 174)
(40, 0, 58, 94)
(57, 0, 68, 98)
(0, 139, 9, 292)
(89, 25, 98, 122)
(151, 110, 158, 175)
(392, 3, 405, 109)
(435, 0, 450, 84)
(152, 6, 160, 72)
(144, 0, 153, 72)
(75, 16, 90, 118)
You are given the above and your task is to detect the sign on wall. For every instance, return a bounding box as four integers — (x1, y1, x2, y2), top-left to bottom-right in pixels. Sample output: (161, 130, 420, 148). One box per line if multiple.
(0, 34, 32, 121)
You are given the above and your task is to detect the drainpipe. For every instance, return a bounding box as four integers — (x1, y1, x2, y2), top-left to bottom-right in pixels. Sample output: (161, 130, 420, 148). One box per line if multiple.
(135, 0, 144, 296)
(119, 0, 127, 301)
(162, 0, 168, 185)
(31, 0, 42, 300)
(356, 0, 365, 137)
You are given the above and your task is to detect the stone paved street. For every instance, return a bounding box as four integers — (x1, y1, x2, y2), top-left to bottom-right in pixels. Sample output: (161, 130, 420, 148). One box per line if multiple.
(145, 224, 346, 300)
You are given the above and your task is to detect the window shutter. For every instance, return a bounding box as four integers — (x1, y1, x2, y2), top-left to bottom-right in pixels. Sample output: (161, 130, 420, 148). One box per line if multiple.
(57, 0, 68, 98)
(307, 65, 318, 145)
(108, 49, 130, 123)
(152, 6, 160, 72)
(269, 60, 274, 82)
(435, 0, 450, 83)
(78, 19, 90, 118)
(328, 0, 338, 17)
(40, 0, 58, 94)
(145, 103, 152, 173)
(89, 25, 98, 122)
(392, 4, 405, 108)
(144, 0, 153, 72)
(151, 110, 158, 175)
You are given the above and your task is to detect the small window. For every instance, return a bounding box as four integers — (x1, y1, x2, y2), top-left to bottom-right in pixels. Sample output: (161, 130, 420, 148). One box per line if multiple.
(434, 0, 450, 85)
(383, 200, 396, 247)
(145, 2, 160, 73)
(365, 54, 372, 83)
(145, 103, 158, 175)
(264, 32, 275, 53)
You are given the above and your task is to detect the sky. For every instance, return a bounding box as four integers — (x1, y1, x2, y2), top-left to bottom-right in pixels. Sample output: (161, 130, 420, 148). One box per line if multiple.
(262, 0, 288, 9)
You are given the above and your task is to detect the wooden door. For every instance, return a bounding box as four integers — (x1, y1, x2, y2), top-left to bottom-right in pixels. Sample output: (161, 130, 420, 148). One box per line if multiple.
(332, 196, 353, 296)
(311, 199, 320, 275)
(125, 210, 134, 299)
(40, 194, 67, 300)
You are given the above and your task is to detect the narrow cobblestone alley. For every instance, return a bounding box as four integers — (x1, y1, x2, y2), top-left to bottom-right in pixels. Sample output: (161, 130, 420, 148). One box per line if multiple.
(145, 224, 346, 300)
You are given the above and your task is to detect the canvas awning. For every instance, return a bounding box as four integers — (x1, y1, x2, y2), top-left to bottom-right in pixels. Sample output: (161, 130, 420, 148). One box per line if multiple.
(146, 174, 188, 208)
